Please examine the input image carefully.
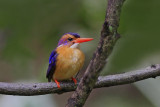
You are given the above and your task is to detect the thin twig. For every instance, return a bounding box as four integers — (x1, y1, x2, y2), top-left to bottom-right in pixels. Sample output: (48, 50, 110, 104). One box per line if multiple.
(0, 64, 159, 96)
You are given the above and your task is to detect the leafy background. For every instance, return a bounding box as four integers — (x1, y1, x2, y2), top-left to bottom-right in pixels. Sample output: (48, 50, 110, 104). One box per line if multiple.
(0, 0, 160, 107)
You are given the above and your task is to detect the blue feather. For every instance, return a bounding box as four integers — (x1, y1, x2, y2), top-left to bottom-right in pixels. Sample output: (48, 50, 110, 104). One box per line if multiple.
(46, 49, 58, 82)
(64, 32, 80, 38)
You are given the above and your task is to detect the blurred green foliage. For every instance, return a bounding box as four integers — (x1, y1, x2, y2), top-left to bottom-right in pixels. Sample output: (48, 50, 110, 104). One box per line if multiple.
(104, 0, 160, 75)
(0, 0, 160, 107)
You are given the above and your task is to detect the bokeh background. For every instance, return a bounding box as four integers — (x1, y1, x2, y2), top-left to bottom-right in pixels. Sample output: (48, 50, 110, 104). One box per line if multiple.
(0, 0, 160, 107)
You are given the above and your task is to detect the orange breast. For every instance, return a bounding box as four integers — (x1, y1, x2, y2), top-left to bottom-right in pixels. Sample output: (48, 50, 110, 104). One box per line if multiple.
(53, 46, 85, 81)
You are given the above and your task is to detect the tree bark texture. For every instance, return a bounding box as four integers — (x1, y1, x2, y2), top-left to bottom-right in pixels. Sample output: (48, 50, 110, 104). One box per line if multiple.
(0, 64, 159, 96)
(66, 0, 126, 107)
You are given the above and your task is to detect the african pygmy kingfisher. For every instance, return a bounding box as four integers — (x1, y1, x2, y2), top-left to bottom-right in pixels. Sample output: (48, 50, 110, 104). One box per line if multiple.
(46, 32, 93, 88)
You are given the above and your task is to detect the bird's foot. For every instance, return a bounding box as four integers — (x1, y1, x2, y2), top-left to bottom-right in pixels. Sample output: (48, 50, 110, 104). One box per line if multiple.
(54, 79, 60, 88)
(72, 77, 77, 84)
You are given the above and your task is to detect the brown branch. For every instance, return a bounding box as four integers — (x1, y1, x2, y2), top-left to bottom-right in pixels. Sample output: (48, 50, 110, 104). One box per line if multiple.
(0, 64, 159, 96)
(66, 0, 126, 106)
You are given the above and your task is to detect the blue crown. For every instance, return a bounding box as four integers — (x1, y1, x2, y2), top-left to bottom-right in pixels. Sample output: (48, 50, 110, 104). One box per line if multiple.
(65, 32, 80, 38)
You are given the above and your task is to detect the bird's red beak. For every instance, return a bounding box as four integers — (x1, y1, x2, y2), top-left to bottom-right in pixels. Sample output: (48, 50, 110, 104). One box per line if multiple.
(74, 38, 93, 43)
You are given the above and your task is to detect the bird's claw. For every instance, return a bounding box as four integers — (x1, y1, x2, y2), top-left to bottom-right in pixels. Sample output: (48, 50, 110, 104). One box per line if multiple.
(72, 77, 77, 84)
(54, 79, 60, 88)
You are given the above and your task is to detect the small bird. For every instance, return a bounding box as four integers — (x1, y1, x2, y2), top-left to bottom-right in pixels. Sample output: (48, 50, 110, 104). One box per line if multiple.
(46, 32, 93, 88)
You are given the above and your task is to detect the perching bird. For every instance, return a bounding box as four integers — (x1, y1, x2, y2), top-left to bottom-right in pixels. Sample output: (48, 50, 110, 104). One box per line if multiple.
(46, 32, 93, 88)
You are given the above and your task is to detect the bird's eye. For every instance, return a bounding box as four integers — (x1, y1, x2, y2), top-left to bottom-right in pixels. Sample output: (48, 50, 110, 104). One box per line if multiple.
(68, 37, 73, 41)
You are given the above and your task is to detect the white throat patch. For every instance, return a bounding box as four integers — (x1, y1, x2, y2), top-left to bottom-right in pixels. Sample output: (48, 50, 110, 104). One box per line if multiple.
(70, 43, 80, 48)
(57, 44, 63, 48)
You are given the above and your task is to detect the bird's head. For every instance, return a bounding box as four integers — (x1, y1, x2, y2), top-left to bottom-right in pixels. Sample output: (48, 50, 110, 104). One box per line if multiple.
(57, 32, 93, 48)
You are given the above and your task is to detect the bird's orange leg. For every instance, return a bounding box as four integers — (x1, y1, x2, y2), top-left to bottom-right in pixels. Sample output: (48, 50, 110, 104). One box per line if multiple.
(72, 77, 77, 84)
(54, 79, 60, 88)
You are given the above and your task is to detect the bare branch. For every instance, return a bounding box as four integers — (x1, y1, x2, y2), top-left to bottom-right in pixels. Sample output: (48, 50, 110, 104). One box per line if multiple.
(66, 0, 126, 106)
(0, 64, 159, 96)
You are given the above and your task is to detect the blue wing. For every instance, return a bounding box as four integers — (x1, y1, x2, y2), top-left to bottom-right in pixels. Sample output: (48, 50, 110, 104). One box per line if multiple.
(46, 49, 58, 82)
